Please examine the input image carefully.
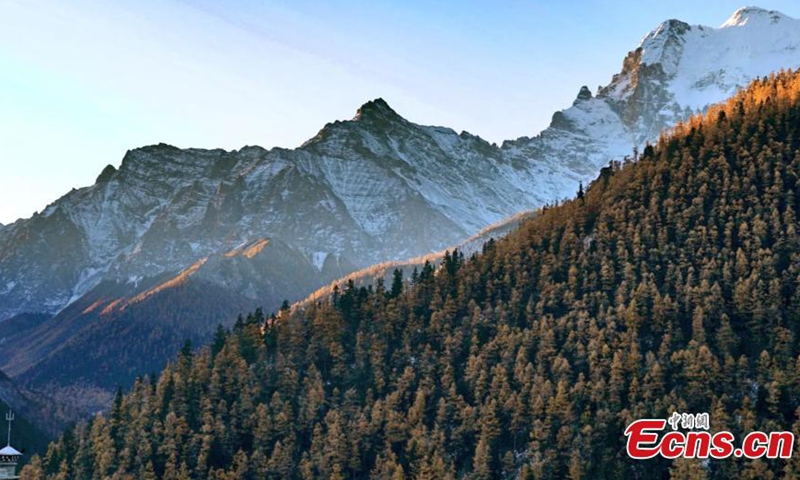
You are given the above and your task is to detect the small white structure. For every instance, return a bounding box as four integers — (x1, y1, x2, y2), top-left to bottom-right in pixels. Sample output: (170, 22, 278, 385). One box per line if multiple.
(0, 412, 21, 480)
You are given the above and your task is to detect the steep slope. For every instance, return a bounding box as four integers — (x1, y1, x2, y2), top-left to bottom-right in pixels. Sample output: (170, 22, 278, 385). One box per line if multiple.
(0, 103, 546, 408)
(300, 209, 539, 307)
(0, 101, 534, 323)
(3, 6, 800, 414)
(503, 6, 800, 177)
(25, 69, 800, 479)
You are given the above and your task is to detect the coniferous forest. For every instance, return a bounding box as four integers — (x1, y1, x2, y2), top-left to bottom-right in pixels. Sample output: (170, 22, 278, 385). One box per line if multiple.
(21, 70, 800, 479)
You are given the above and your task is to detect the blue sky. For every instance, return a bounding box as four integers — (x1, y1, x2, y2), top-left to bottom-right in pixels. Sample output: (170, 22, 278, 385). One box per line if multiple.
(2, 1, 800, 224)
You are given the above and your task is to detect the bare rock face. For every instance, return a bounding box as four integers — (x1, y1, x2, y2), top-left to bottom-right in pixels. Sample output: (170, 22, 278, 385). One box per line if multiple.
(94, 164, 117, 184)
(2, 7, 800, 409)
(574, 86, 593, 104)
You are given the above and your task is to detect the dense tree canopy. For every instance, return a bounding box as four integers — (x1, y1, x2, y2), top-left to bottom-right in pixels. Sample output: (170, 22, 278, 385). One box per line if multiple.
(21, 69, 800, 479)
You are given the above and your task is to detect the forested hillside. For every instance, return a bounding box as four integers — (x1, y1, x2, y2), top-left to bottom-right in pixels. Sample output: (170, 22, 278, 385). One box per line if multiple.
(5, 6, 800, 427)
(22, 69, 800, 479)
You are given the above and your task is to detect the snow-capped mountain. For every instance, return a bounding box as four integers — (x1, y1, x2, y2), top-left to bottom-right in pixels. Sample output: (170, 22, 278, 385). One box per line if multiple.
(1, 6, 799, 410)
(0, 99, 552, 323)
(503, 6, 800, 177)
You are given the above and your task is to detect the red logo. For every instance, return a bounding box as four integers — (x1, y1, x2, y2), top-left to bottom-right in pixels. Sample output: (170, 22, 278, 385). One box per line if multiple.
(625, 415, 794, 460)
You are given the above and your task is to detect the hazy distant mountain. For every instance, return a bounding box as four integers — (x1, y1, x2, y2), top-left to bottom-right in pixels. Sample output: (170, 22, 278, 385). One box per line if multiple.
(1, 6, 799, 414)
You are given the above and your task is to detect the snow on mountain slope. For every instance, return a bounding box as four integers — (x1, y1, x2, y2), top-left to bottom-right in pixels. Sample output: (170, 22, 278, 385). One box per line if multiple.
(0, 100, 519, 323)
(504, 6, 800, 182)
(299, 209, 540, 309)
(607, 7, 800, 138)
(1, 6, 800, 407)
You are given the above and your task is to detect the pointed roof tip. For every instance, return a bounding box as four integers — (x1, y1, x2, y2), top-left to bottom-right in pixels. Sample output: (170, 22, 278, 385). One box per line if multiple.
(0, 446, 21, 457)
(721, 6, 789, 28)
(2, 410, 18, 457)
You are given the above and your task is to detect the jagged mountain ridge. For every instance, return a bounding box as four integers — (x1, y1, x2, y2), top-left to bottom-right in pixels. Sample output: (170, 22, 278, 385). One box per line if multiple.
(1, 6, 800, 412)
(0, 100, 552, 322)
(0, 101, 556, 413)
(503, 6, 800, 176)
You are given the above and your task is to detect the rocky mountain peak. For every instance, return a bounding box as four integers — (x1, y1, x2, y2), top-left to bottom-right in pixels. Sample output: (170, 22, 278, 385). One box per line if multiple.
(640, 18, 691, 46)
(303, 98, 407, 148)
(573, 86, 593, 105)
(721, 6, 788, 28)
(119, 143, 177, 167)
(636, 18, 691, 74)
(95, 165, 117, 184)
(353, 98, 401, 122)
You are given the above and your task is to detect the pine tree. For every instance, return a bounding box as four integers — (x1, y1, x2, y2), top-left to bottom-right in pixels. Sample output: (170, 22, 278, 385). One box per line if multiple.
(390, 269, 404, 299)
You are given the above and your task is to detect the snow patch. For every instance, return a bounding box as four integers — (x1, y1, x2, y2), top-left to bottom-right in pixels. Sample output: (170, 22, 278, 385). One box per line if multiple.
(312, 252, 328, 271)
